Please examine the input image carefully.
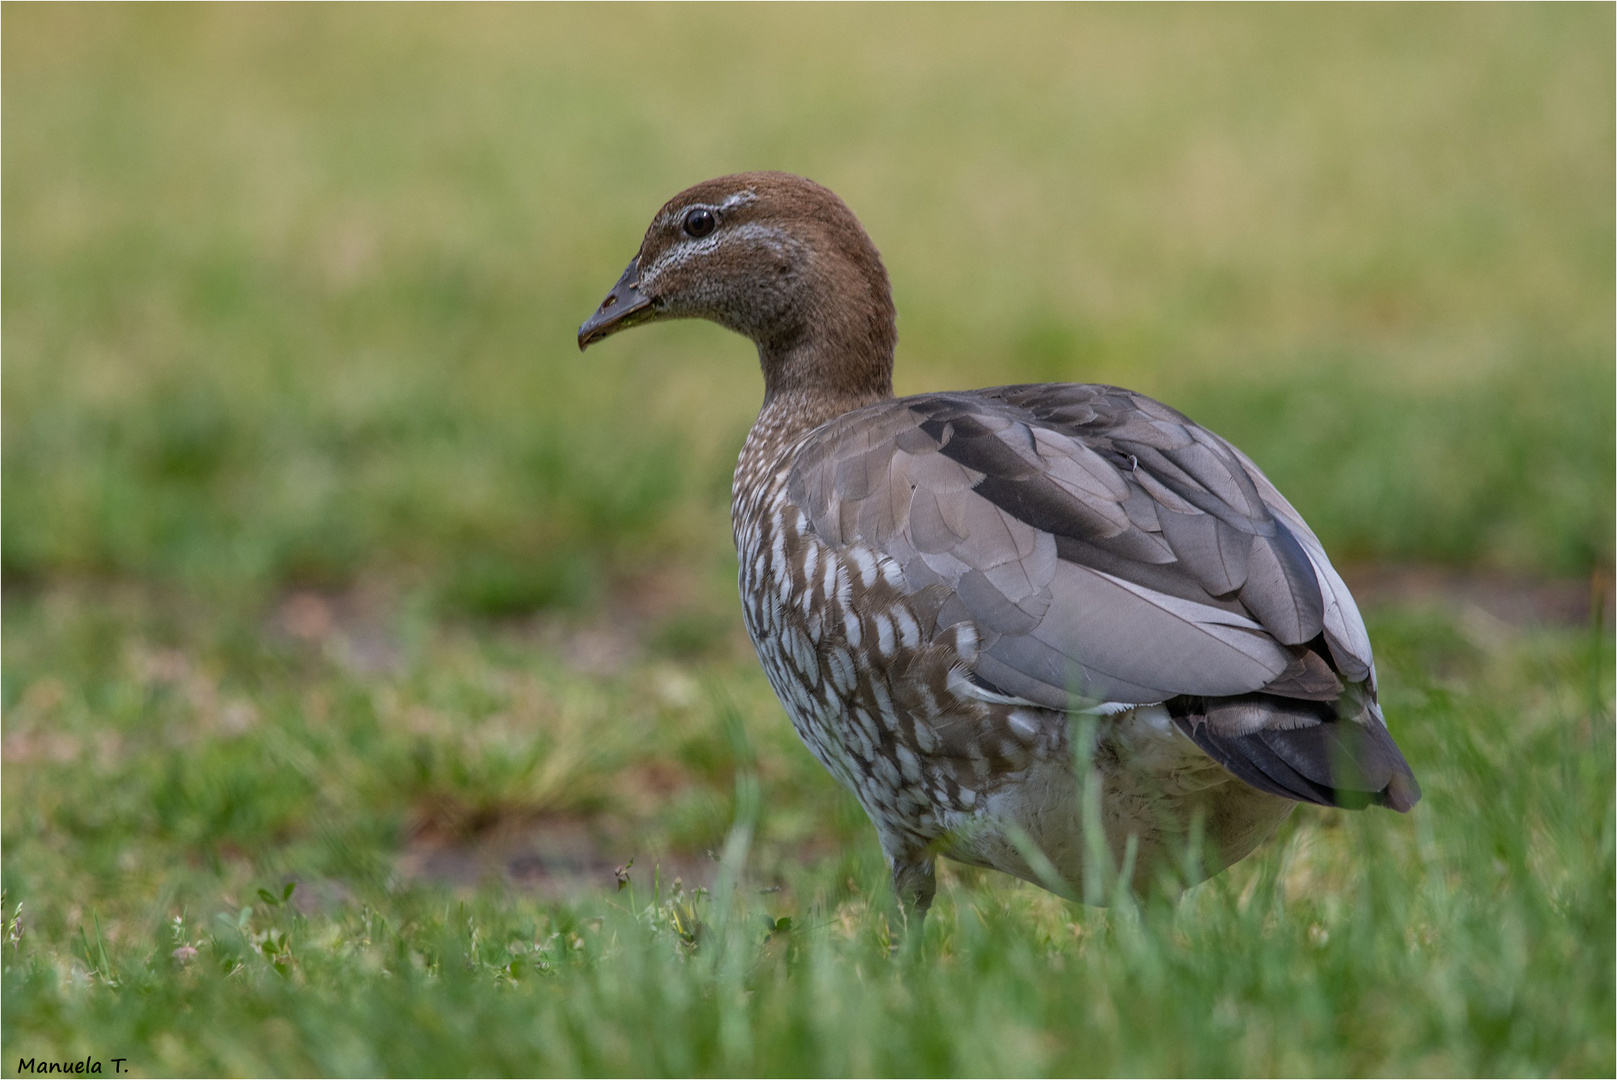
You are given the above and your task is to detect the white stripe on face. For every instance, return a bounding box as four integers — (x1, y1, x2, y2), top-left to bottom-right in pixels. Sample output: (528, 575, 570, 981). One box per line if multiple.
(651, 188, 757, 233)
(640, 221, 791, 290)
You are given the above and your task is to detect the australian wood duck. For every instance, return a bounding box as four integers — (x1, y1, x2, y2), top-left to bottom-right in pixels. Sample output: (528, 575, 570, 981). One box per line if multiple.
(578, 172, 1418, 920)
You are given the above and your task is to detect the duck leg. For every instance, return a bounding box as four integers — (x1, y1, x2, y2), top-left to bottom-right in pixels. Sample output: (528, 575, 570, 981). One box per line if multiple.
(890, 856, 936, 945)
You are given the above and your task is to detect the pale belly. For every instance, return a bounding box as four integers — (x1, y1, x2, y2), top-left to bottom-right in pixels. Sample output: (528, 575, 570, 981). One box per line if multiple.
(937, 705, 1295, 902)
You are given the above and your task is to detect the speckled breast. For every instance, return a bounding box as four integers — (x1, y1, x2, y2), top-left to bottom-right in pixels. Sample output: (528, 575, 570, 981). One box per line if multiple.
(730, 425, 1055, 862)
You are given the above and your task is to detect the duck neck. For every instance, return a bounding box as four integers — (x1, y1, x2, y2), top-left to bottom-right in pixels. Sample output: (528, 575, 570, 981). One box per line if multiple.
(734, 273, 895, 535)
(757, 346, 892, 435)
(754, 275, 897, 441)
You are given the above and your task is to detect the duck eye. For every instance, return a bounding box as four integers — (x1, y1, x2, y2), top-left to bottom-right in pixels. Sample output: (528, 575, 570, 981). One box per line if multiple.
(682, 208, 717, 238)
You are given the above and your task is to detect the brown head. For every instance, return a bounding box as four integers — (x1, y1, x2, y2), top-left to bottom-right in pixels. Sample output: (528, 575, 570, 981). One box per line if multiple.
(578, 172, 897, 409)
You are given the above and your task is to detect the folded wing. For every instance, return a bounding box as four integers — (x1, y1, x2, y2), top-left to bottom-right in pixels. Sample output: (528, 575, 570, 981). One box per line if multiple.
(788, 383, 1418, 811)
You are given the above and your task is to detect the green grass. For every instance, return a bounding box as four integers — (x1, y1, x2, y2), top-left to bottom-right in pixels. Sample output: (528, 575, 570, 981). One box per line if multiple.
(1, 589, 1611, 1075)
(3, 5, 1614, 1076)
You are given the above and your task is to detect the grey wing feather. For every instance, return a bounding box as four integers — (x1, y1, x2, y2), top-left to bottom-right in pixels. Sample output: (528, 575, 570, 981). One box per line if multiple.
(1216, 439, 1375, 684)
(790, 384, 1354, 706)
(788, 383, 1419, 812)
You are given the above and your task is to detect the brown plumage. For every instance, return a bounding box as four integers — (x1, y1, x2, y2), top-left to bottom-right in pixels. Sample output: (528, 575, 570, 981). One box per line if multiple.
(579, 171, 1418, 920)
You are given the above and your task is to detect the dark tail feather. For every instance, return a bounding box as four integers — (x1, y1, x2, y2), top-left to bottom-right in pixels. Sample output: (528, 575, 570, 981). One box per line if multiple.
(1171, 696, 1421, 812)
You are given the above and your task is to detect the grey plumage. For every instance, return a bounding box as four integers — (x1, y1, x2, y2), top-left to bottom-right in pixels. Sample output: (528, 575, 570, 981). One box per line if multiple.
(579, 171, 1419, 921)
(790, 384, 1417, 813)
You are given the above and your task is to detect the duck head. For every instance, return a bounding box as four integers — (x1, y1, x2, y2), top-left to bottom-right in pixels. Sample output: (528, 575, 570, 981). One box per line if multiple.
(578, 172, 896, 407)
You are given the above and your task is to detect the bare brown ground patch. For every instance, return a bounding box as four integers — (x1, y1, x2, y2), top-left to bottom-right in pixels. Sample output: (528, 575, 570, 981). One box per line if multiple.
(1341, 563, 1613, 629)
(397, 809, 721, 899)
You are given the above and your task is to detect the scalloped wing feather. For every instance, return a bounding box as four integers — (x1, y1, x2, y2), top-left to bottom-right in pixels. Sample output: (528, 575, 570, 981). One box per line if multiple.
(787, 384, 1368, 707)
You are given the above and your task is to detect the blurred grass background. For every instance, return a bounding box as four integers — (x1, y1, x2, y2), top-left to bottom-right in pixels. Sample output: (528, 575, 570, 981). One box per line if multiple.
(4, 4, 1611, 609)
(2, 5, 1612, 1076)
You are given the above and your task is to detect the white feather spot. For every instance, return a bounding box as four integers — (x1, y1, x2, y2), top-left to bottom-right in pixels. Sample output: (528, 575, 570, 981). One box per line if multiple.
(827, 647, 856, 695)
(892, 607, 921, 649)
(843, 610, 863, 647)
(874, 614, 896, 658)
(791, 628, 815, 679)
(880, 559, 904, 589)
(952, 622, 979, 658)
(849, 714, 875, 759)
(869, 679, 897, 724)
(770, 529, 786, 578)
(1007, 709, 1042, 741)
(851, 547, 878, 588)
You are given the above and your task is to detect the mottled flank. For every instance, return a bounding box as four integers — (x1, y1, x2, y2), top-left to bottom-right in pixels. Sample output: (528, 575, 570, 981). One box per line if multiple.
(581, 171, 1419, 917)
